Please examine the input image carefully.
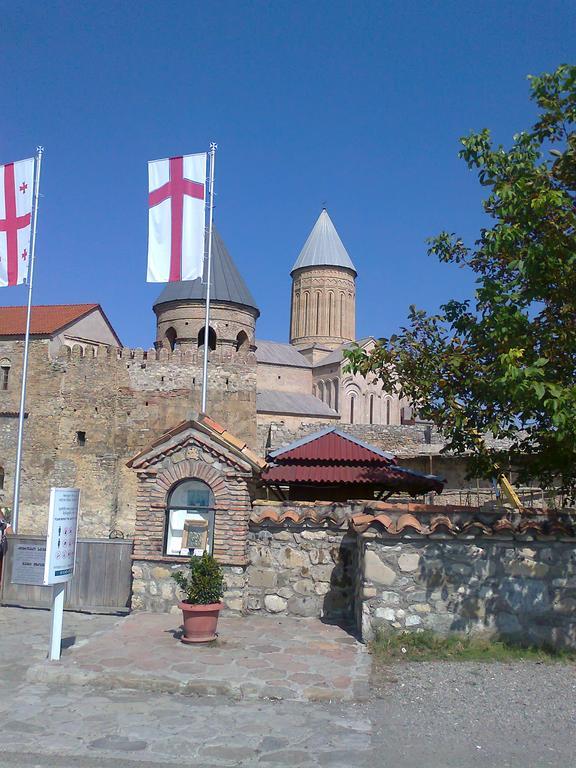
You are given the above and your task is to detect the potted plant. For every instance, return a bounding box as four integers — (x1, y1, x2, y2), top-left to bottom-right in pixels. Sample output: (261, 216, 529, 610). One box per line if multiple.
(171, 552, 224, 643)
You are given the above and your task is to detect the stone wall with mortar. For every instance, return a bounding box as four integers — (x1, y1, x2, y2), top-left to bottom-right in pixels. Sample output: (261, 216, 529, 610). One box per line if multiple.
(0, 340, 257, 537)
(245, 528, 357, 621)
(358, 535, 576, 649)
(132, 560, 248, 615)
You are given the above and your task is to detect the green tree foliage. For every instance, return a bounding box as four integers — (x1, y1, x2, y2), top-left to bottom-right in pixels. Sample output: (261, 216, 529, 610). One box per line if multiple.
(347, 65, 576, 495)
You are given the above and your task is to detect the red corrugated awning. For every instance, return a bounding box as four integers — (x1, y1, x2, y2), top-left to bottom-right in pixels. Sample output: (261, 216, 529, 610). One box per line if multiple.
(262, 462, 444, 494)
(263, 427, 444, 495)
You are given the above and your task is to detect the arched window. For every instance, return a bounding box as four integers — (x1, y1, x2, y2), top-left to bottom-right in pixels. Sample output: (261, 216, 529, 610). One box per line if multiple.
(333, 379, 339, 412)
(0, 466, 4, 490)
(325, 380, 332, 408)
(317, 381, 325, 402)
(164, 327, 177, 351)
(369, 395, 375, 425)
(328, 292, 334, 336)
(315, 292, 321, 334)
(165, 479, 215, 557)
(235, 331, 249, 353)
(303, 292, 309, 336)
(293, 292, 300, 337)
(198, 326, 217, 351)
(339, 293, 345, 337)
(386, 398, 391, 425)
(0, 359, 11, 391)
(350, 395, 355, 424)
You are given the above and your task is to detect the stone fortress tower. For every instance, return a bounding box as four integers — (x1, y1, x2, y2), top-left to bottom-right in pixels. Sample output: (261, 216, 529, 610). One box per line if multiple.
(154, 227, 259, 358)
(289, 209, 356, 355)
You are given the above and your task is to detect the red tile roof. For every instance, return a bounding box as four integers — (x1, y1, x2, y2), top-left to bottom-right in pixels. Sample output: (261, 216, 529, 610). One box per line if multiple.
(349, 505, 576, 539)
(0, 304, 99, 336)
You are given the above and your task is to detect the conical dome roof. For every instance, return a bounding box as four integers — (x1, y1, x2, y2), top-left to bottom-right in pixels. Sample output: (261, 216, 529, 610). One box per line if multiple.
(291, 209, 357, 275)
(154, 227, 259, 315)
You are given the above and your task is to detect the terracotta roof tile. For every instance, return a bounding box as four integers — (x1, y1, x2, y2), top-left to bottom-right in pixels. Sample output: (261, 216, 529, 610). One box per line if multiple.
(0, 304, 99, 336)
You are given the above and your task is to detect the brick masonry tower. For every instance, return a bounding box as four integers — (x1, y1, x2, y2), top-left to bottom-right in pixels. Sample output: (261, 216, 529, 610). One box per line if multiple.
(289, 209, 357, 351)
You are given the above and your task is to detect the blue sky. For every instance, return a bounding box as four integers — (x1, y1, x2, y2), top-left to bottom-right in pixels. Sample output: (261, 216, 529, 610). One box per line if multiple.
(1, 0, 574, 347)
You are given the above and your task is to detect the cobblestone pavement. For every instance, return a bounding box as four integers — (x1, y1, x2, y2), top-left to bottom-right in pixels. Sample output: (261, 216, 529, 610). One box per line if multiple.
(1, 607, 576, 767)
(25, 610, 370, 702)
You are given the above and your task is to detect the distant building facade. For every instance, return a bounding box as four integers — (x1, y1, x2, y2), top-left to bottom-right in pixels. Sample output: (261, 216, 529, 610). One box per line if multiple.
(0, 210, 447, 540)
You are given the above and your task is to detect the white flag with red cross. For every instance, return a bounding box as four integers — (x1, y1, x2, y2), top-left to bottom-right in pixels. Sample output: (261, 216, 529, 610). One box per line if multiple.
(0, 157, 34, 287)
(147, 153, 207, 283)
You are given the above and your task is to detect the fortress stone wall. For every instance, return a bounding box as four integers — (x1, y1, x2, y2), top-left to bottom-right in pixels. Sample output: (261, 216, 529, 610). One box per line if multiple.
(0, 340, 257, 538)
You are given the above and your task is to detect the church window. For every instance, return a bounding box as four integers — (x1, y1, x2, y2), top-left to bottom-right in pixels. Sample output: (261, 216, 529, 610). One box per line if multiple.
(164, 327, 177, 351)
(333, 379, 339, 412)
(76, 431, 86, 447)
(198, 326, 217, 351)
(235, 331, 249, 353)
(303, 292, 309, 336)
(386, 398, 391, 425)
(350, 395, 355, 424)
(326, 380, 332, 408)
(339, 293, 345, 337)
(369, 395, 375, 425)
(165, 479, 215, 557)
(0, 466, 4, 490)
(318, 381, 324, 402)
(294, 292, 300, 337)
(315, 292, 321, 334)
(0, 360, 10, 390)
(328, 292, 333, 336)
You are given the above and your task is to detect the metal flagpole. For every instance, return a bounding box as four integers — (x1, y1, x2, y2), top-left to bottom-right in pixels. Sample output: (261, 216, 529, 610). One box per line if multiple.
(12, 146, 44, 534)
(201, 142, 217, 414)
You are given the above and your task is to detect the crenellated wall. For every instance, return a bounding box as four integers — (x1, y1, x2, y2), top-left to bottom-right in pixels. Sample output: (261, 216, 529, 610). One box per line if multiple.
(0, 339, 257, 538)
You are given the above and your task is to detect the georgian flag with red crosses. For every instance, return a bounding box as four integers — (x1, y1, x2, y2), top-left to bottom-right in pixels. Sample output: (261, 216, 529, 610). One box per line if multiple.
(147, 152, 207, 283)
(0, 157, 34, 287)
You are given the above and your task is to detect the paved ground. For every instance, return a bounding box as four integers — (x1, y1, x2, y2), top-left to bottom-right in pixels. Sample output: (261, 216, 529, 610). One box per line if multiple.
(1, 606, 576, 767)
(26, 611, 370, 702)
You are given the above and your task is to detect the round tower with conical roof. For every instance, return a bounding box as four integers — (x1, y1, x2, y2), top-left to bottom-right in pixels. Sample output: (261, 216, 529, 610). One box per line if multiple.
(289, 209, 356, 350)
(153, 227, 259, 356)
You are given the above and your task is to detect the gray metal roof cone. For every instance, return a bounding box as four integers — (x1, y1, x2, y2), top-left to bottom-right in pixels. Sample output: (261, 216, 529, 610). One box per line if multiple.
(153, 226, 259, 315)
(291, 209, 357, 275)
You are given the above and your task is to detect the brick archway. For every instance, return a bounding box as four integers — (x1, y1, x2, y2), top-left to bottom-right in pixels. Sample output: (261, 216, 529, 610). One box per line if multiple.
(150, 459, 230, 509)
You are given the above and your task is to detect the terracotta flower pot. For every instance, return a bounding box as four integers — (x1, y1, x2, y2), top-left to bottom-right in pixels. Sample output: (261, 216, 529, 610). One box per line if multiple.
(178, 601, 223, 643)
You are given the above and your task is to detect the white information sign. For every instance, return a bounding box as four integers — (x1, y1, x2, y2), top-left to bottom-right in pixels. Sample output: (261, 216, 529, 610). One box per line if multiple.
(11, 541, 46, 585)
(43, 488, 80, 586)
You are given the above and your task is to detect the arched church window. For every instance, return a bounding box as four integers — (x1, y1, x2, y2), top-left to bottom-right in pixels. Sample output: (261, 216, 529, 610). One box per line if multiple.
(386, 398, 391, 425)
(0, 359, 11, 391)
(164, 327, 177, 351)
(198, 326, 217, 351)
(318, 381, 324, 402)
(303, 292, 309, 336)
(315, 292, 321, 335)
(325, 380, 332, 408)
(339, 293, 345, 337)
(165, 479, 215, 557)
(235, 331, 249, 353)
(328, 292, 334, 336)
(350, 395, 355, 424)
(369, 395, 375, 425)
(333, 379, 339, 412)
(294, 292, 300, 337)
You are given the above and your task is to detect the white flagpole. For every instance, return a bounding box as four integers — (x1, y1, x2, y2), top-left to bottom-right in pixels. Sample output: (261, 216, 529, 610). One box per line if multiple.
(12, 146, 44, 534)
(201, 142, 217, 414)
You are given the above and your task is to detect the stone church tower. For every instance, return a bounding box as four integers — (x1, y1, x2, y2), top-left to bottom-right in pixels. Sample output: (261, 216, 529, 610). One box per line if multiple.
(154, 227, 259, 355)
(289, 209, 356, 353)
